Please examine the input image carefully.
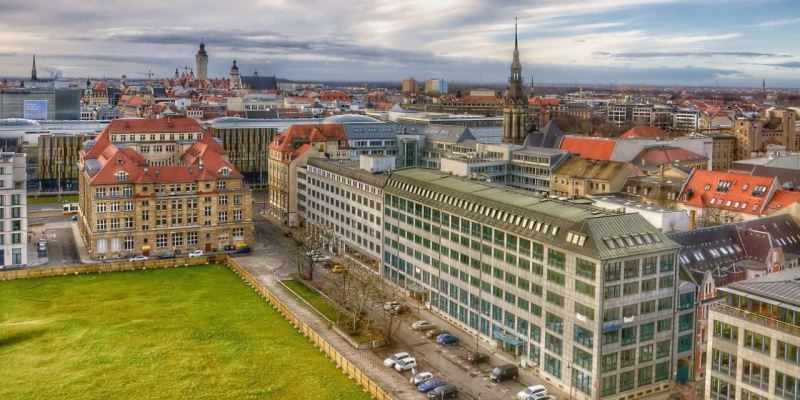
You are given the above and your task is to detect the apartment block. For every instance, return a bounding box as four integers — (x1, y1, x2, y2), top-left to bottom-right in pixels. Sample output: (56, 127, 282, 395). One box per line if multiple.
(705, 268, 800, 400)
(0, 153, 27, 267)
(382, 168, 680, 400)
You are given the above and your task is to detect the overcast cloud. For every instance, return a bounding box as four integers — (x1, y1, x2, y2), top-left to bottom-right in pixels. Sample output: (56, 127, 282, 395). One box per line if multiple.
(0, 0, 798, 86)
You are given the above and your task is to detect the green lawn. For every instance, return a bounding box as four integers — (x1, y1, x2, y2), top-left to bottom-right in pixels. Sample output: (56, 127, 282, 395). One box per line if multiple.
(281, 279, 343, 323)
(0, 265, 369, 400)
(26, 194, 79, 204)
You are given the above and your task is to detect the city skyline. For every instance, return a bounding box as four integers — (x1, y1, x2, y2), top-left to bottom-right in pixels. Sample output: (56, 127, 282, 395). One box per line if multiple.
(0, 0, 799, 86)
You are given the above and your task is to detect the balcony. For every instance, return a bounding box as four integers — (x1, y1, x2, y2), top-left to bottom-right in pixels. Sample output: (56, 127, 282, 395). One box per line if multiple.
(713, 303, 800, 336)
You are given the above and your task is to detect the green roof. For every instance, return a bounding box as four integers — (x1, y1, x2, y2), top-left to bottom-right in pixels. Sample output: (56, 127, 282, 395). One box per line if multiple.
(387, 168, 679, 260)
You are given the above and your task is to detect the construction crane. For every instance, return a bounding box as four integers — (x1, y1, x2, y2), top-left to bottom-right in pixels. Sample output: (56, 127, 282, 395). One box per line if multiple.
(136, 70, 155, 79)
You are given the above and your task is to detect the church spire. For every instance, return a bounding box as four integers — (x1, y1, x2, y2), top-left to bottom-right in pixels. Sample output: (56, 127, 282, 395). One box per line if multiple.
(510, 17, 522, 81)
(31, 55, 37, 82)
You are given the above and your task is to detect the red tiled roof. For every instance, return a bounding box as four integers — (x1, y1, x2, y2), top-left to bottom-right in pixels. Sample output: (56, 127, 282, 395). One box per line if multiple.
(621, 125, 668, 139)
(633, 146, 707, 166)
(765, 190, 800, 214)
(531, 97, 561, 106)
(678, 169, 777, 215)
(559, 136, 616, 161)
(269, 123, 348, 155)
(82, 118, 239, 185)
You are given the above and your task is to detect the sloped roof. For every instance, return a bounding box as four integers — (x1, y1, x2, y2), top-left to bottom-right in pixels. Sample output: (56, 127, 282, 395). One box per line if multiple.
(621, 125, 668, 139)
(553, 156, 632, 181)
(269, 123, 348, 154)
(765, 190, 800, 214)
(559, 136, 616, 160)
(633, 146, 708, 166)
(678, 169, 776, 215)
(524, 120, 564, 148)
(723, 267, 800, 308)
(241, 75, 278, 91)
(105, 118, 204, 135)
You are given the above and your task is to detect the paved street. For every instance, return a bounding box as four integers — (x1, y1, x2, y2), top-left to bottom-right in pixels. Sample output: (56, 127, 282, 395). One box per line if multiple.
(251, 209, 567, 400)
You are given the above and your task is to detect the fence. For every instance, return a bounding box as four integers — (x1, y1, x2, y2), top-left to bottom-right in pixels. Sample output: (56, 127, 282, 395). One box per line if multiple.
(226, 258, 391, 400)
(0, 254, 228, 281)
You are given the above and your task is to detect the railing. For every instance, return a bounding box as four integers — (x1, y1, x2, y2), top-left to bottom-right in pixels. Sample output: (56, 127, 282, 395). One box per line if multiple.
(713, 303, 800, 336)
(225, 258, 392, 400)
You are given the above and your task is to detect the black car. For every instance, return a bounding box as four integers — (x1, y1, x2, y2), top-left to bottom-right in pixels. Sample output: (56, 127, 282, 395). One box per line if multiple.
(467, 352, 489, 364)
(427, 384, 458, 399)
(156, 252, 176, 259)
(490, 364, 519, 382)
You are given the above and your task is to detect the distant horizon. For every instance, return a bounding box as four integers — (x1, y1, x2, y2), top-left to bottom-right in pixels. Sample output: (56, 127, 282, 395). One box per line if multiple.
(0, 1, 798, 87)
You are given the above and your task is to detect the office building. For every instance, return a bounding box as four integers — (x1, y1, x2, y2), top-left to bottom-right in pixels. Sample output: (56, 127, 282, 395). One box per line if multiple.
(705, 268, 800, 400)
(383, 168, 680, 400)
(305, 157, 390, 272)
(206, 117, 279, 188)
(0, 88, 81, 120)
(77, 118, 253, 260)
(550, 157, 640, 198)
(734, 108, 798, 160)
(0, 153, 27, 268)
(423, 78, 448, 96)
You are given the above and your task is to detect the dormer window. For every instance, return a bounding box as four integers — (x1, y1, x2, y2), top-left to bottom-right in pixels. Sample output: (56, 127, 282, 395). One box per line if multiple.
(220, 167, 231, 176)
(115, 171, 128, 181)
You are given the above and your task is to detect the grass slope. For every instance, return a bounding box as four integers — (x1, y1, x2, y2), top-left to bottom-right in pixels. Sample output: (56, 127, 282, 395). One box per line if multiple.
(0, 265, 369, 400)
(281, 279, 343, 323)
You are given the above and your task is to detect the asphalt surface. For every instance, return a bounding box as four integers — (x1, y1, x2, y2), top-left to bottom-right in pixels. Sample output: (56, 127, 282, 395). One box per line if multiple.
(253, 208, 562, 400)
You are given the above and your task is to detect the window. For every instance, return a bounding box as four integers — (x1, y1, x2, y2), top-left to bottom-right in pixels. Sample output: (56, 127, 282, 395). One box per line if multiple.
(573, 347, 592, 369)
(96, 219, 106, 230)
(545, 333, 562, 355)
(600, 375, 616, 397)
(574, 302, 595, 321)
(219, 195, 228, 205)
(156, 234, 167, 248)
(624, 259, 639, 279)
(574, 325, 593, 348)
(234, 210, 242, 221)
(575, 280, 595, 297)
(603, 330, 619, 345)
(547, 249, 565, 269)
(115, 171, 127, 181)
(619, 371, 635, 392)
(187, 231, 198, 245)
(656, 340, 671, 359)
(655, 361, 670, 382)
(641, 278, 657, 292)
(172, 233, 183, 247)
(709, 376, 735, 400)
(639, 322, 654, 341)
(775, 372, 799, 400)
(713, 321, 738, 342)
(778, 341, 800, 365)
(605, 262, 621, 282)
(604, 285, 620, 299)
(657, 318, 671, 332)
(576, 258, 596, 280)
(544, 354, 561, 379)
(621, 326, 637, 346)
(546, 291, 564, 307)
(217, 181, 226, 191)
(602, 353, 617, 372)
(547, 269, 565, 286)
(638, 365, 653, 387)
(639, 344, 653, 362)
(741, 360, 770, 390)
(124, 236, 134, 251)
(744, 330, 771, 354)
(546, 313, 563, 334)
(620, 348, 635, 368)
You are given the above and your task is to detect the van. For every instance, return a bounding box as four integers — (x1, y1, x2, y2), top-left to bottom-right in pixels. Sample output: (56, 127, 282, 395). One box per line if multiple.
(331, 264, 346, 273)
(427, 384, 458, 399)
(490, 364, 519, 382)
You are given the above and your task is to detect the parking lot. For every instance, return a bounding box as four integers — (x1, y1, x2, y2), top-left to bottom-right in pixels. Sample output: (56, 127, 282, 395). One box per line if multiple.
(374, 314, 541, 400)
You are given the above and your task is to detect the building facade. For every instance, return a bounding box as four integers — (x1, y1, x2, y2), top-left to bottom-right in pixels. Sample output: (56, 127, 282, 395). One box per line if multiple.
(77, 118, 253, 260)
(734, 108, 798, 160)
(305, 157, 388, 272)
(0, 153, 27, 268)
(206, 118, 278, 188)
(705, 268, 800, 400)
(382, 168, 680, 400)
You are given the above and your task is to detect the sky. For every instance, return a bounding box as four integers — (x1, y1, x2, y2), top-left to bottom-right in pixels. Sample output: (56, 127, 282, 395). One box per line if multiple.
(1, 0, 799, 87)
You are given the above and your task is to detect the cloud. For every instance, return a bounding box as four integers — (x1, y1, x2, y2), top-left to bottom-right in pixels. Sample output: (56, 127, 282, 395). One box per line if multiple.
(755, 18, 800, 27)
(769, 61, 800, 69)
(598, 51, 793, 59)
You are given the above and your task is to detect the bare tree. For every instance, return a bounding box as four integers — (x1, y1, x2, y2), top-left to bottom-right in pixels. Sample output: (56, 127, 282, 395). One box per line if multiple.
(293, 224, 324, 281)
(376, 280, 407, 344)
(335, 258, 385, 334)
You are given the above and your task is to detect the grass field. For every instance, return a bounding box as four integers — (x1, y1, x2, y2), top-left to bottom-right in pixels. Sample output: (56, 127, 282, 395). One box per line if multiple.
(281, 279, 343, 323)
(0, 265, 370, 400)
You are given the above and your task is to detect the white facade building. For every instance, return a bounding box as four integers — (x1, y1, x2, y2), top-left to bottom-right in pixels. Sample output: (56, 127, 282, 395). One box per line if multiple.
(0, 152, 27, 268)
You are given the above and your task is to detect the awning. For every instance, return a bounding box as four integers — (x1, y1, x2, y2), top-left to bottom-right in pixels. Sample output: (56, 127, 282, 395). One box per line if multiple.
(492, 329, 523, 347)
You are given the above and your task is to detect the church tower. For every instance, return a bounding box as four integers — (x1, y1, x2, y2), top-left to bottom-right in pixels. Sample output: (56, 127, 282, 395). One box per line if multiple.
(229, 60, 241, 90)
(503, 19, 532, 144)
(195, 40, 208, 81)
(31, 55, 38, 82)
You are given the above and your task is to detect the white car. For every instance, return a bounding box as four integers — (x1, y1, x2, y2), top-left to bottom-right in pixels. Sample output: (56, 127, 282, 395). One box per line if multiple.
(188, 250, 204, 258)
(412, 320, 435, 331)
(517, 385, 547, 400)
(410, 371, 434, 386)
(129, 255, 148, 262)
(394, 357, 417, 372)
(383, 352, 411, 368)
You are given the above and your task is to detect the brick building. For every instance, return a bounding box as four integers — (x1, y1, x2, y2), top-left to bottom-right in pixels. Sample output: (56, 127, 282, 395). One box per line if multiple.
(77, 118, 253, 260)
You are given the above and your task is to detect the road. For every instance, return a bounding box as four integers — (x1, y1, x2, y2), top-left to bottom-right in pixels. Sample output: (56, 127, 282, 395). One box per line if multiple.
(252, 209, 563, 400)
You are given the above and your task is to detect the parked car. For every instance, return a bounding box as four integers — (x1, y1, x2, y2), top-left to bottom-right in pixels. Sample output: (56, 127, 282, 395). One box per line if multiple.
(425, 328, 444, 339)
(313, 255, 330, 262)
(524, 393, 552, 400)
(234, 245, 251, 254)
(490, 364, 519, 382)
(412, 320, 436, 331)
(417, 378, 447, 393)
(188, 250, 204, 258)
(383, 301, 400, 311)
(517, 385, 547, 400)
(467, 352, 489, 364)
(427, 384, 458, 399)
(394, 357, 417, 372)
(70, 214, 79, 221)
(306, 250, 321, 257)
(410, 371, 434, 386)
(435, 333, 459, 345)
(383, 352, 411, 368)
(129, 255, 148, 262)
(155, 252, 176, 259)
(331, 264, 346, 273)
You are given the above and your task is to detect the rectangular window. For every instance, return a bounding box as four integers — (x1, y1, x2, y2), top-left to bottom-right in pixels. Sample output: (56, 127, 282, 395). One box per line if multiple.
(576, 258, 596, 280)
(605, 262, 621, 282)
(575, 280, 595, 297)
(546, 291, 564, 307)
(743, 330, 771, 354)
(640, 322, 654, 342)
(547, 249, 565, 269)
(741, 360, 770, 390)
(713, 321, 738, 342)
(546, 269, 565, 286)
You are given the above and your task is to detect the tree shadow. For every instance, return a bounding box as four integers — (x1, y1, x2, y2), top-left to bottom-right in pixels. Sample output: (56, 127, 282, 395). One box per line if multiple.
(0, 329, 46, 347)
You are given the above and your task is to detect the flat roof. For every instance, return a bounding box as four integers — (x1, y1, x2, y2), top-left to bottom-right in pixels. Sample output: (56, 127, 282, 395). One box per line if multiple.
(723, 268, 800, 308)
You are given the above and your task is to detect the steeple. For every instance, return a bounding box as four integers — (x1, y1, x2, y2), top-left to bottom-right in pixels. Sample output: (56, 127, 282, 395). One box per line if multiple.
(503, 18, 532, 144)
(510, 17, 522, 81)
(31, 55, 37, 82)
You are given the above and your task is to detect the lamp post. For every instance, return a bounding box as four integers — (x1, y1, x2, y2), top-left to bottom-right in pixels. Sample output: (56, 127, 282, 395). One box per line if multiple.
(567, 362, 574, 400)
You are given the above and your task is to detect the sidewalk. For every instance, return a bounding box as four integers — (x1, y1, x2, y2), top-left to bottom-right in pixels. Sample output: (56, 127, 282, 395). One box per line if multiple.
(235, 255, 422, 400)
(26, 225, 49, 266)
(70, 221, 100, 264)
